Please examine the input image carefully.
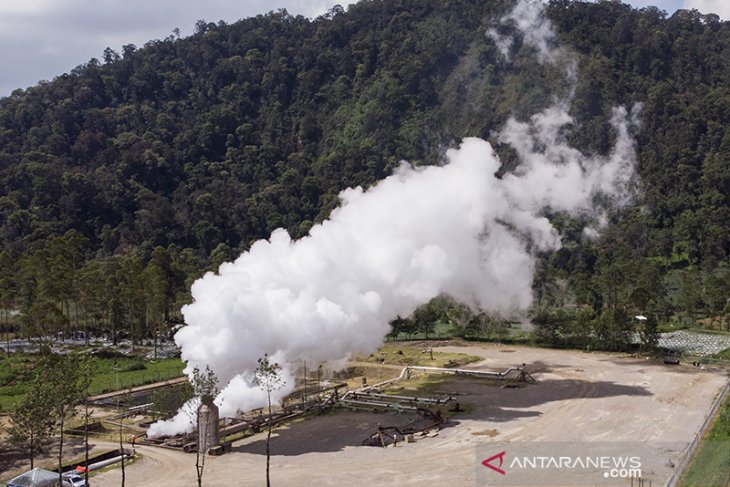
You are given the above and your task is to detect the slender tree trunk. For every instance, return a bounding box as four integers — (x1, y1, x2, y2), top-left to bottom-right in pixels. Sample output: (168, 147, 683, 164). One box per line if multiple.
(84, 307, 89, 347)
(5, 309, 10, 357)
(119, 405, 125, 487)
(129, 299, 134, 350)
(65, 300, 71, 338)
(197, 450, 203, 487)
(110, 310, 117, 346)
(195, 405, 207, 487)
(58, 414, 65, 486)
(84, 400, 90, 486)
(196, 444, 202, 486)
(266, 390, 272, 487)
(30, 432, 34, 469)
(196, 412, 203, 487)
(143, 304, 148, 345)
(116, 367, 125, 487)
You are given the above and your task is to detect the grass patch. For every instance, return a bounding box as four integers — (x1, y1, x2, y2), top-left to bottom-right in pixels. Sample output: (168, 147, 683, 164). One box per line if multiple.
(677, 392, 730, 487)
(657, 322, 689, 333)
(386, 321, 532, 344)
(472, 428, 499, 437)
(358, 343, 481, 368)
(87, 357, 183, 396)
(711, 348, 730, 361)
(0, 353, 184, 412)
(384, 372, 509, 407)
(0, 354, 38, 410)
(686, 328, 730, 336)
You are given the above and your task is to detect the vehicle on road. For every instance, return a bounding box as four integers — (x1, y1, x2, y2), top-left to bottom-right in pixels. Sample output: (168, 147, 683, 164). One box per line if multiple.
(62, 473, 87, 487)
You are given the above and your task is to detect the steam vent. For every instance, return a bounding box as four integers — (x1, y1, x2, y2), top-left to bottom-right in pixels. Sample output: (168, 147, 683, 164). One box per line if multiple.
(198, 396, 220, 453)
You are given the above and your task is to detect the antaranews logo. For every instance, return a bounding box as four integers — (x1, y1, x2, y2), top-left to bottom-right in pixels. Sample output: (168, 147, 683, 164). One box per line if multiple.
(477, 443, 658, 486)
(482, 451, 507, 475)
(482, 451, 641, 478)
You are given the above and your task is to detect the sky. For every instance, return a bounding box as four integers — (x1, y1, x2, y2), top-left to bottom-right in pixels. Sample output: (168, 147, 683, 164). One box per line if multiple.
(0, 0, 726, 97)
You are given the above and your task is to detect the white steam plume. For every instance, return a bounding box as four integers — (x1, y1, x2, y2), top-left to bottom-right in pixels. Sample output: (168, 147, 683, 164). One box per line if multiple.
(148, 0, 640, 438)
(149, 108, 639, 437)
(487, 0, 576, 82)
(499, 103, 641, 214)
(488, 0, 554, 62)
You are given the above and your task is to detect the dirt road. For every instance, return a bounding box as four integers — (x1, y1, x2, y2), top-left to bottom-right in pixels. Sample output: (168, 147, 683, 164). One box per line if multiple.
(92, 441, 194, 486)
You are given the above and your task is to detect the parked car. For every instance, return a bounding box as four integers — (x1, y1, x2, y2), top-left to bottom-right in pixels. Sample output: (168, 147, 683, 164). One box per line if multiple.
(61, 473, 87, 487)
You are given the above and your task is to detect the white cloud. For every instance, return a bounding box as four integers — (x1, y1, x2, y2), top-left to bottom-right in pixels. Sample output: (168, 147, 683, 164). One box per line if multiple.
(0, 0, 725, 97)
(682, 0, 730, 18)
(0, 0, 356, 96)
(622, 0, 683, 13)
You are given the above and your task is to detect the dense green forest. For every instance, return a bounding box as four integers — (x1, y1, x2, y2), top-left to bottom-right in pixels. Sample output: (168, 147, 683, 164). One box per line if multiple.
(0, 0, 729, 347)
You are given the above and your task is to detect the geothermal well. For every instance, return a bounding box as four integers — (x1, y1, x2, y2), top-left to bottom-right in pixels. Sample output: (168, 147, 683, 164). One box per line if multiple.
(141, 360, 535, 454)
(198, 396, 220, 453)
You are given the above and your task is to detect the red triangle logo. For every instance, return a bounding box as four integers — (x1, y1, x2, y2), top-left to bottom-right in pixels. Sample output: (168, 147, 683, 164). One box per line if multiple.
(482, 451, 507, 475)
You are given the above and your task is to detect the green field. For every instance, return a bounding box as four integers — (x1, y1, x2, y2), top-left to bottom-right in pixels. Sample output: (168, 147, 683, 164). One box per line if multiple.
(678, 391, 730, 487)
(712, 347, 730, 361)
(0, 354, 184, 412)
(386, 321, 529, 343)
(358, 342, 481, 368)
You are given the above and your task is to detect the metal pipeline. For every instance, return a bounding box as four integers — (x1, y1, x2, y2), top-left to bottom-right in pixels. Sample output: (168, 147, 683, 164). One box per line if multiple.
(342, 365, 524, 401)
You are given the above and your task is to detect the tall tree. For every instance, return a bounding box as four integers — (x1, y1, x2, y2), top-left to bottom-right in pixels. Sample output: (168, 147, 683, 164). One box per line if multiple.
(0, 250, 19, 355)
(42, 353, 92, 486)
(190, 365, 220, 487)
(8, 372, 57, 469)
(255, 354, 286, 487)
(117, 251, 147, 347)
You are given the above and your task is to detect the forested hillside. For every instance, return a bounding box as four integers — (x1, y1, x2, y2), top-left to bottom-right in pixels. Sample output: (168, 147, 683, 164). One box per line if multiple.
(0, 0, 729, 345)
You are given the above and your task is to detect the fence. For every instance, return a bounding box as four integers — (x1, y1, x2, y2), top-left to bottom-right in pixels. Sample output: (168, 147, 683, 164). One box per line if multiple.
(664, 378, 730, 487)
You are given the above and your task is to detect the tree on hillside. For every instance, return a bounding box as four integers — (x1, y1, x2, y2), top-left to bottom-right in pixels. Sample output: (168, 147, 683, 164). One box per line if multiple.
(9, 372, 57, 469)
(677, 268, 703, 326)
(703, 268, 730, 330)
(1, 0, 730, 347)
(21, 300, 68, 345)
(593, 308, 633, 351)
(445, 302, 488, 339)
(411, 296, 453, 338)
(42, 353, 92, 486)
(117, 251, 147, 349)
(0, 250, 19, 355)
(255, 354, 286, 487)
(637, 313, 659, 350)
(388, 315, 418, 338)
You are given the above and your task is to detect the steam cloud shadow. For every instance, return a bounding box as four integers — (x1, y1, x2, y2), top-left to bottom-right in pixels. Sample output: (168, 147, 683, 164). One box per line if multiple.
(454, 377, 652, 423)
(230, 410, 426, 456)
(231, 362, 651, 456)
(600, 356, 719, 374)
(435, 360, 652, 423)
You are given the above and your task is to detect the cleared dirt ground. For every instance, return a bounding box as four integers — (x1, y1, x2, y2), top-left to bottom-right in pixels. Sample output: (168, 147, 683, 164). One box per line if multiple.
(91, 344, 728, 487)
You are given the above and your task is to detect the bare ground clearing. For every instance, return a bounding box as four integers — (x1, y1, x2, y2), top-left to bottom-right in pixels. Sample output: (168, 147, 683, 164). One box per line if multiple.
(38, 345, 730, 486)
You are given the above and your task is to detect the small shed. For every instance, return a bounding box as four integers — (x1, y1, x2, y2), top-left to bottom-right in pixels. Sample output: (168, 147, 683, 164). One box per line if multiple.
(7, 467, 60, 487)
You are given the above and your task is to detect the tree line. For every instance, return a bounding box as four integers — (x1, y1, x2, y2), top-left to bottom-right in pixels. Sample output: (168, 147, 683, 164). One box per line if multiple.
(0, 0, 728, 348)
(0, 229, 212, 346)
